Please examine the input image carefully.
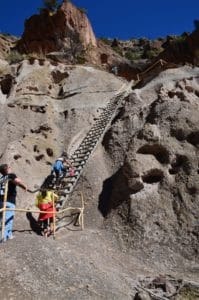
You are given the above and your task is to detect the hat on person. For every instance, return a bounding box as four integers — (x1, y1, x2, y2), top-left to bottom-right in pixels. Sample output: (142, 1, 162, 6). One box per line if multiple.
(61, 151, 68, 159)
(0, 164, 8, 175)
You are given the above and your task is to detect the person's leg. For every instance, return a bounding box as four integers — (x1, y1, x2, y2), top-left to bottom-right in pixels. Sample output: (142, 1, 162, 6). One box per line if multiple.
(0, 201, 3, 241)
(43, 219, 48, 237)
(49, 217, 54, 233)
(4, 202, 15, 240)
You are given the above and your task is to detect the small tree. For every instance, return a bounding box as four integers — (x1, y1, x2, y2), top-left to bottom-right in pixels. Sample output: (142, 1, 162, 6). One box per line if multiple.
(38, 0, 61, 13)
(43, 0, 60, 11)
(194, 20, 199, 30)
(78, 7, 88, 14)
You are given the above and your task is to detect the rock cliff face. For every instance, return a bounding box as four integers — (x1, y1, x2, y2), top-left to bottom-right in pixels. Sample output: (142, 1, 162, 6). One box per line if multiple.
(158, 29, 199, 65)
(0, 34, 17, 59)
(0, 57, 123, 194)
(16, 0, 97, 55)
(102, 66, 199, 263)
(0, 51, 199, 298)
(1, 5, 199, 299)
(15, 1, 146, 79)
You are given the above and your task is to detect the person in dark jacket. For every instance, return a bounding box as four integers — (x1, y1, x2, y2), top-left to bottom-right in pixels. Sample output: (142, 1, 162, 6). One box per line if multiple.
(0, 164, 27, 241)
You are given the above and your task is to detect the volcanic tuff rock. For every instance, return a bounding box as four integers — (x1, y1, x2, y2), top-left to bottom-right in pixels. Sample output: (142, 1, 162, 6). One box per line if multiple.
(15, 0, 140, 78)
(0, 56, 124, 201)
(0, 34, 17, 59)
(158, 29, 199, 65)
(0, 48, 199, 298)
(102, 66, 199, 265)
(0, 3, 199, 299)
(16, 0, 97, 56)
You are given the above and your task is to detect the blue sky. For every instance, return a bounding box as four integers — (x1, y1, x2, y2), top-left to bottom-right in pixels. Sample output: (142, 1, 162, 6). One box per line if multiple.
(0, 0, 198, 39)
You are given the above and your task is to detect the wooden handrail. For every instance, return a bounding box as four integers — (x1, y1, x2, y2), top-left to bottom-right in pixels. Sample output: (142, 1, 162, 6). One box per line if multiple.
(0, 191, 85, 239)
(136, 59, 168, 81)
(1, 180, 8, 242)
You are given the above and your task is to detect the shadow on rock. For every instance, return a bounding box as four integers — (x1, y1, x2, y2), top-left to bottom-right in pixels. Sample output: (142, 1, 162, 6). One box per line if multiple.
(98, 168, 130, 217)
(26, 212, 42, 236)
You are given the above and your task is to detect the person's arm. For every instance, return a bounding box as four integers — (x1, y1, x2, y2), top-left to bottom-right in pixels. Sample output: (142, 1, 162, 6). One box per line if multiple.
(66, 159, 73, 168)
(53, 193, 59, 202)
(14, 177, 27, 191)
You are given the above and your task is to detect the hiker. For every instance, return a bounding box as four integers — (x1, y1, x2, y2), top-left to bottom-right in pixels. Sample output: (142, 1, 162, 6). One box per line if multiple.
(111, 65, 118, 76)
(0, 164, 27, 241)
(35, 190, 58, 237)
(51, 155, 74, 178)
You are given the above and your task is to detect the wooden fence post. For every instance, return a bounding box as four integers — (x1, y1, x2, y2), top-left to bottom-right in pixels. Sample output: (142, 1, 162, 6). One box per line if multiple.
(1, 180, 8, 242)
(80, 192, 84, 231)
(52, 192, 56, 239)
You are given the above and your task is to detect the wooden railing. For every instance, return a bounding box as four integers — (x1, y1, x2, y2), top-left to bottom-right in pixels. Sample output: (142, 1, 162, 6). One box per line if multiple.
(136, 59, 168, 81)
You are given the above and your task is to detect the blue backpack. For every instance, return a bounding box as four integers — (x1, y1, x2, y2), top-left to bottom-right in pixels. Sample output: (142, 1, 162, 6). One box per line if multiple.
(51, 159, 64, 175)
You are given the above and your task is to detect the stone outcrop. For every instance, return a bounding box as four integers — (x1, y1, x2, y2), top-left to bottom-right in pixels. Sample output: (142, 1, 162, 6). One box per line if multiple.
(96, 40, 146, 80)
(157, 29, 199, 65)
(15, 1, 143, 79)
(16, 0, 97, 55)
(101, 66, 199, 262)
(0, 34, 17, 59)
(1, 7, 199, 298)
(0, 49, 199, 298)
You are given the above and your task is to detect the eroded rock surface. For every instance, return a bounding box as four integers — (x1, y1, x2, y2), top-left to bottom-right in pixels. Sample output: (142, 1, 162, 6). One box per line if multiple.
(16, 0, 97, 56)
(0, 34, 17, 59)
(158, 29, 199, 65)
(102, 66, 199, 269)
(0, 55, 198, 299)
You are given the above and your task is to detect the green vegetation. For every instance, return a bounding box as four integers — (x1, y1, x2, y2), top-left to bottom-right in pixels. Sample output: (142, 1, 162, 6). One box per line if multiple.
(194, 19, 199, 30)
(78, 7, 88, 14)
(171, 35, 189, 53)
(76, 55, 87, 64)
(0, 67, 7, 76)
(179, 287, 199, 300)
(172, 35, 187, 44)
(125, 50, 143, 61)
(112, 46, 123, 56)
(139, 37, 149, 46)
(99, 37, 112, 46)
(6, 50, 24, 64)
(143, 48, 163, 59)
(130, 38, 137, 43)
(1, 33, 11, 37)
(0, 33, 17, 41)
(143, 50, 157, 59)
(38, 0, 61, 14)
(43, 0, 60, 11)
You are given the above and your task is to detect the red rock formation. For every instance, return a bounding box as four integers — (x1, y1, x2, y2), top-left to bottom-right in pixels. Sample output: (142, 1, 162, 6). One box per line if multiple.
(157, 29, 199, 65)
(16, 0, 97, 55)
(15, 0, 146, 79)
(16, 0, 142, 80)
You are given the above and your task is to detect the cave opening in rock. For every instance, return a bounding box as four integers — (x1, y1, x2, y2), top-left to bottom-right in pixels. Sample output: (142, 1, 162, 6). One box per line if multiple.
(0, 75, 13, 96)
(187, 131, 199, 147)
(98, 168, 130, 217)
(142, 169, 164, 183)
(137, 144, 170, 164)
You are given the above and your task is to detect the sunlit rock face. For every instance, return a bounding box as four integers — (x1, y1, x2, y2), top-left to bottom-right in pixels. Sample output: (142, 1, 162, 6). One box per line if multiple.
(0, 34, 17, 59)
(16, 0, 97, 55)
(15, 1, 143, 78)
